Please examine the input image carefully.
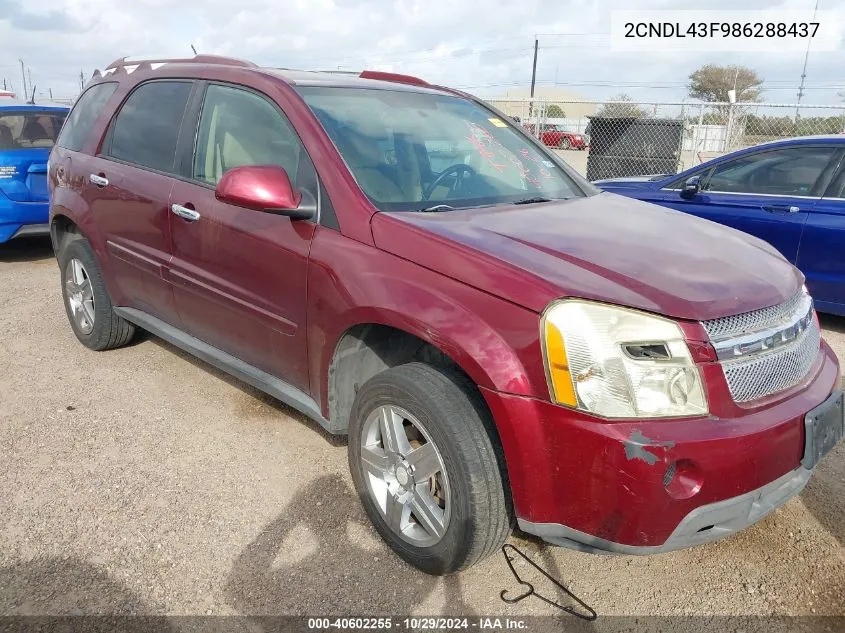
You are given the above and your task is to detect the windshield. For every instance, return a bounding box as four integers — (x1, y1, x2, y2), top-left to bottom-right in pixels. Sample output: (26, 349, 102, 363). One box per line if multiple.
(297, 87, 585, 211)
(0, 111, 67, 151)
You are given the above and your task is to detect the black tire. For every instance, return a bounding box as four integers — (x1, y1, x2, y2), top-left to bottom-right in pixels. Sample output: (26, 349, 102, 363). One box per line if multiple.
(58, 235, 135, 351)
(560, 137, 572, 150)
(348, 362, 511, 575)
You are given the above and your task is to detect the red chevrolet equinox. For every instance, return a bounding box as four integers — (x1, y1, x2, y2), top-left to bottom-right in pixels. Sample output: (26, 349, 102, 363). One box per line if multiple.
(48, 55, 844, 575)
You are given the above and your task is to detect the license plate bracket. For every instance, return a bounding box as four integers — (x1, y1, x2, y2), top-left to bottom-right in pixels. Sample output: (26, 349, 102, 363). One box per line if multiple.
(802, 390, 845, 470)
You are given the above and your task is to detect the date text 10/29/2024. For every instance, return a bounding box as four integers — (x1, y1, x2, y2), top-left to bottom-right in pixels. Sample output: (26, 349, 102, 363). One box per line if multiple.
(307, 618, 528, 630)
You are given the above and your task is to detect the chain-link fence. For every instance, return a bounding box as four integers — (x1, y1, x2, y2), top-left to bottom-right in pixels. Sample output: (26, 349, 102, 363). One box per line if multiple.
(487, 98, 845, 181)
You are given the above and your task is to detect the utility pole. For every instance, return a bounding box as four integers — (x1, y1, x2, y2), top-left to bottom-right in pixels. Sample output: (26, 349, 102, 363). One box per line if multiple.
(796, 0, 819, 121)
(19, 59, 27, 99)
(49, 88, 53, 99)
(79, 70, 85, 92)
(27, 68, 32, 94)
(529, 37, 539, 120)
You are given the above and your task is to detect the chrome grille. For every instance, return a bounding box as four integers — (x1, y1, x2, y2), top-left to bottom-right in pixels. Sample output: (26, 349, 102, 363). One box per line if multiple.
(720, 319, 820, 402)
(702, 291, 821, 403)
(703, 291, 809, 341)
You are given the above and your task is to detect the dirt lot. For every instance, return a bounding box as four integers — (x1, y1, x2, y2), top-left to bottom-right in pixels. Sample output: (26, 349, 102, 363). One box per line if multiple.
(1, 237, 843, 620)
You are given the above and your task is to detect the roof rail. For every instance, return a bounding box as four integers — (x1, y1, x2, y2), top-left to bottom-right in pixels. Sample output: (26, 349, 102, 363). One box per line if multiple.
(105, 54, 256, 71)
(359, 70, 429, 87)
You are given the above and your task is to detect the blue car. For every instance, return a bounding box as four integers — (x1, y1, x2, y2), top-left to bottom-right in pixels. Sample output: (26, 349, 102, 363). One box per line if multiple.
(0, 101, 69, 243)
(595, 135, 845, 316)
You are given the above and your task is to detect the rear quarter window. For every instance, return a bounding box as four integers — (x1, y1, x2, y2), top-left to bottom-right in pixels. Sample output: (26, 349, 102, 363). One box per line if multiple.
(56, 82, 118, 152)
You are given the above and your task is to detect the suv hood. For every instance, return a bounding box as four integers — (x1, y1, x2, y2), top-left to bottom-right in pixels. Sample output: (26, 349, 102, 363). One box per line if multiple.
(370, 192, 803, 321)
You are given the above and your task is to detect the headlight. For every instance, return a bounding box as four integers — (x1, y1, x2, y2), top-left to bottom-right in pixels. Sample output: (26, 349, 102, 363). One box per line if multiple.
(542, 299, 708, 418)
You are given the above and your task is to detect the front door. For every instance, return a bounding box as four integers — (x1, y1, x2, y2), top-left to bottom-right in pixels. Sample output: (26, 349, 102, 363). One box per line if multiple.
(168, 82, 317, 391)
(666, 145, 841, 263)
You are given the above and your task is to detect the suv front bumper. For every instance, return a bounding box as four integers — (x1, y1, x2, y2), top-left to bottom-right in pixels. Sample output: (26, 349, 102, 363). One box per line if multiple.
(482, 340, 841, 554)
(519, 465, 812, 554)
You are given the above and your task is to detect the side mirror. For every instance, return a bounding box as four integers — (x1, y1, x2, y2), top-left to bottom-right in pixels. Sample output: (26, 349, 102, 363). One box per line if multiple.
(215, 165, 315, 220)
(680, 175, 701, 200)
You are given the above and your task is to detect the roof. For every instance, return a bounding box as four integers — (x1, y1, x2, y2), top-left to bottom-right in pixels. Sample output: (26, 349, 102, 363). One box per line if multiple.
(0, 99, 69, 112)
(749, 134, 845, 147)
(96, 55, 457, 96)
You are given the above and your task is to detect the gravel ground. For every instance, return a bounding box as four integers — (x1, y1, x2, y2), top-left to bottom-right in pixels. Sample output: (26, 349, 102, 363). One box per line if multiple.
(0, 236, 843, 620)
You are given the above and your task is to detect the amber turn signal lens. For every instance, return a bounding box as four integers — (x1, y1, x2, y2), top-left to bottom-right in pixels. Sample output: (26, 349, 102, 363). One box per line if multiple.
(543, 320, 578, 407)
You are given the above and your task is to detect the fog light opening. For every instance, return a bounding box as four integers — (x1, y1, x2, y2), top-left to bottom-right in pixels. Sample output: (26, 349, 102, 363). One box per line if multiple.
(697, 525, 714, 533)
(664, 459, 704, 500)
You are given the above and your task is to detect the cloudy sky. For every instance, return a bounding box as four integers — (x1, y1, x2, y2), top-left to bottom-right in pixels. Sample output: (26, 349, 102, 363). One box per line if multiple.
(0, 0, 843, 105)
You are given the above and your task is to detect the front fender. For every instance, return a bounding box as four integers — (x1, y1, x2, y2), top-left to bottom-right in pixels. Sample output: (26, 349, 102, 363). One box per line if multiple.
(306, 228, 548, 418)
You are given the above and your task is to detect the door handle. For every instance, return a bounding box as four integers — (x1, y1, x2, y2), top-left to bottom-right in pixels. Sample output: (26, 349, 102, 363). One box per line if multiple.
(88, 174, 109, 187)
(763, 204, 800, 214)
(171, 204, 201, 222)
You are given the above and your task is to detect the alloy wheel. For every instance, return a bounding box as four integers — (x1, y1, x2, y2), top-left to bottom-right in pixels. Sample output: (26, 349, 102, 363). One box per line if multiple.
(359, 404, 451, 547)
(65, 258, 95, 335)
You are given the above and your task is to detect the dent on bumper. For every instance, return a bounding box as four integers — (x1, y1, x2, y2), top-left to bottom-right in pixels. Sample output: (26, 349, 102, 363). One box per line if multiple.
(519, 466, 812, 555)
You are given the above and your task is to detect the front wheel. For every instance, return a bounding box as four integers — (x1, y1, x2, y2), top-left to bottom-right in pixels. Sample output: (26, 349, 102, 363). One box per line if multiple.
(348, 362, 511, 575)
(559, 137, 572, 150)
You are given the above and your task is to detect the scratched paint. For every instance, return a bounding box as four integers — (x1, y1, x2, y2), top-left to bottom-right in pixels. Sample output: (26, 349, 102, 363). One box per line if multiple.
(623, 430, 676, 465)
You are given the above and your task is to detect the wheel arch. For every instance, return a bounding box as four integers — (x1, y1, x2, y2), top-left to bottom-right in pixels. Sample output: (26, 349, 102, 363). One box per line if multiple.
(322, 305, 536, 432)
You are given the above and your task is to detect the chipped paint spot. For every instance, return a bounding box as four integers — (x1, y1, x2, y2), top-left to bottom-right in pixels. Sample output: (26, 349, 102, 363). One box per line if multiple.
(623, 430, 675, 465)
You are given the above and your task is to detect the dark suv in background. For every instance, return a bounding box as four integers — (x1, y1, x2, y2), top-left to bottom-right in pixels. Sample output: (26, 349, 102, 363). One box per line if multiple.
(48, 55, 843, 574)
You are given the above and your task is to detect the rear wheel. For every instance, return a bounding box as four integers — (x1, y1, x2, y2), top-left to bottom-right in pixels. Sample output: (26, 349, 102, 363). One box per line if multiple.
(348, 362, 511, 575)
(560, 137, 572, 150)
(58, 236, 135, 350)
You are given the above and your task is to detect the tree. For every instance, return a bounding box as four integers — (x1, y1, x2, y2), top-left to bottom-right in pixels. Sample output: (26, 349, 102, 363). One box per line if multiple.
(596, 94, 649, 118)
(545, 104, 565, 118)
(688, 64, 763, 103)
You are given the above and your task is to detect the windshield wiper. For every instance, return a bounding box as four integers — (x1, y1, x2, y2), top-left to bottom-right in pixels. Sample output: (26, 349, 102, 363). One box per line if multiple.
(419, 204, 456, 212)
(513, 196, 554, 205)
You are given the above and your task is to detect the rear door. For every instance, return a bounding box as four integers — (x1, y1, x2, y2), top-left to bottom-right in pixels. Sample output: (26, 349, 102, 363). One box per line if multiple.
(662, 144, 841, 263)
(93, 80, 194, 324)
(797, 156, 845, 314)
(167, 82, 318, 391)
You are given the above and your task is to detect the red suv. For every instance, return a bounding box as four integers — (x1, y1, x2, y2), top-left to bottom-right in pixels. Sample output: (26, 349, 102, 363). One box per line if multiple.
(49, 55, 843, 575)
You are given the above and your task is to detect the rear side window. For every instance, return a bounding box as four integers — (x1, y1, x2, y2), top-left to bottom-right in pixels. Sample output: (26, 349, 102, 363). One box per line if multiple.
(0, 111, 67, 150)
(107, 81, 192, 173)
(56, 82, 118, 152)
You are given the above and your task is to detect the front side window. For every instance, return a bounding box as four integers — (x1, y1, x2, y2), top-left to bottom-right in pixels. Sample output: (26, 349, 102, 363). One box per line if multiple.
(194, 84, 304, 187)
(0, 111, 67, 150)
(704, 146, 838, 196)
(297, 87, 586, 211)
(107, 81, 192, 173)
(56, 82, 117, 152)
